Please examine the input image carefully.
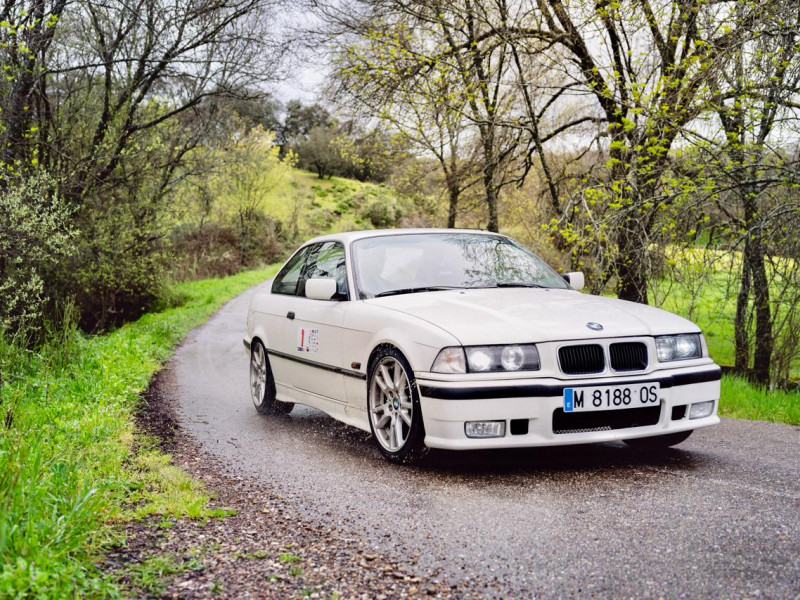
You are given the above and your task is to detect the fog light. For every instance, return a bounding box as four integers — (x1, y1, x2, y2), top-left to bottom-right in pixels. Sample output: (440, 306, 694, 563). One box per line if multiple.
(465, 421, 506, 438)
(689, 400, 714, 420)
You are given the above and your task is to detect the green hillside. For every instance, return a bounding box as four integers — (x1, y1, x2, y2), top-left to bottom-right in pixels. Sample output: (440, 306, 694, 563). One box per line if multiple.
(266, 169, 412, 236)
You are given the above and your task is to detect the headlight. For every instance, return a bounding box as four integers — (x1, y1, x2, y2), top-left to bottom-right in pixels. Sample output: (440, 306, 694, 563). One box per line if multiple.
(432, 345, 540, 373)
(466, 347, 493, 372)
(655, 334, 702, 362)
(501, 345, 525, 371)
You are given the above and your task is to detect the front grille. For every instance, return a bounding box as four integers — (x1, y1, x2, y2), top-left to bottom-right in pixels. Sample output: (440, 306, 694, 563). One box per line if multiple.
(552, 405, 662, 434)
(610, 342, 648, 371)
(558, 344, 605, 374)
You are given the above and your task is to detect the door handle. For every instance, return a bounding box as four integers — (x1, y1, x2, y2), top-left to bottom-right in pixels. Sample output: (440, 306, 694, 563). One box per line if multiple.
(286, 311, 295, 320)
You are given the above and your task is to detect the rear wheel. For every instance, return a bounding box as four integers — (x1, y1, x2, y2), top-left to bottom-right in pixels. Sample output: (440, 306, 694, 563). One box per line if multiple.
(623, 430, 692, 450)
(367, 348, 427, 464)
(250, 340, 293, 415)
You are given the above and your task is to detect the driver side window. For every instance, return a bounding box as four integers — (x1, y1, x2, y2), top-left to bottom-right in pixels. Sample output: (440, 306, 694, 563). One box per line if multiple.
(298, 242, 348, 300)
(272, 245, 315, 296)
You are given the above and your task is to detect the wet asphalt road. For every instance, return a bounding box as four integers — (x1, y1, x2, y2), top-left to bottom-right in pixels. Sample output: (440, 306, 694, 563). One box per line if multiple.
(172, 283, 800, 598)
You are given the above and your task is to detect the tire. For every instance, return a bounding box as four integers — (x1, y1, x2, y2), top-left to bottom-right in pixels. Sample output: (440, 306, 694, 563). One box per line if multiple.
(367, 347, 428, 464)
(623, 429, 692, 450)
(250, 340, 293, 415)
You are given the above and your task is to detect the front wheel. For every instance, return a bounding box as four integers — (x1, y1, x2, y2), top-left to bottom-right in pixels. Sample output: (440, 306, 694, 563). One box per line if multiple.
(367, 348, 427, 464)
(623, 429, 692, 450)
(250, 340, 293, 415)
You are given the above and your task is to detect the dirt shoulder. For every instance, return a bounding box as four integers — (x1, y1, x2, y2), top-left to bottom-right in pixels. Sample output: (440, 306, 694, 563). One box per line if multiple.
(110, 364, 457, 599)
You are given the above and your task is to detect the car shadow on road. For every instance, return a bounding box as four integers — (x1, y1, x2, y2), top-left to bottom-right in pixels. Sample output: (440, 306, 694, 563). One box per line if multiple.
(418, 442, 704, 477)
(273, 407, 707, 481)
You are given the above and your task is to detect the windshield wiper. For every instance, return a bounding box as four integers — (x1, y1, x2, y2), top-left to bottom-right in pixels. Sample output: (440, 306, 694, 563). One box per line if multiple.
(375, 286, 459, 298)
(493, 282, 549, 289)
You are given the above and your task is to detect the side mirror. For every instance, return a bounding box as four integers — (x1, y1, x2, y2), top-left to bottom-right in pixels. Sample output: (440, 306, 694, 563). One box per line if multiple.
(305, 278, 338, 300)
(564, 272, 585, 291)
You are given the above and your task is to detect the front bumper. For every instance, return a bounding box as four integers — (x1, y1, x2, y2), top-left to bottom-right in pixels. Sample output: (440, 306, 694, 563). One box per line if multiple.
(416, 365, 721, 450)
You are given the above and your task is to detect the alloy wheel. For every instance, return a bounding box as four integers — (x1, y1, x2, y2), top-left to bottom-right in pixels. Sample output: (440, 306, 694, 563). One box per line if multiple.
(250, 342, 267, 407)
(369, 356, 414, 452)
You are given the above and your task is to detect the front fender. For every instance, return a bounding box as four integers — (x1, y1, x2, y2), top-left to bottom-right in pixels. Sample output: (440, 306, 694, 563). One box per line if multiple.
(343, 303, 461, 377)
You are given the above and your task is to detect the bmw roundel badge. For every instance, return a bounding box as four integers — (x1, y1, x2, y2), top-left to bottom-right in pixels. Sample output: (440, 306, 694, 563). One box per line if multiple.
(586, 322, 604, 331)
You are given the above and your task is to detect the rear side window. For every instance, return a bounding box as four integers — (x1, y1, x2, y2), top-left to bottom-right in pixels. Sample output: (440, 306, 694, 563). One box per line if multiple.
(298, 242, 348, 299)
(272, 245, 314, 296)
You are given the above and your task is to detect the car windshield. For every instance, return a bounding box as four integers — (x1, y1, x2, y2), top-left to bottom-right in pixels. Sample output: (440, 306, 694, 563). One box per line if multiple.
(352, 233, 570, 298)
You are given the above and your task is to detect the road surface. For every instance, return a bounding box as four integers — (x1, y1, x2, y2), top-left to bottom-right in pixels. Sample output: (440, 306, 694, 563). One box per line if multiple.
(171, 282, 800, 597)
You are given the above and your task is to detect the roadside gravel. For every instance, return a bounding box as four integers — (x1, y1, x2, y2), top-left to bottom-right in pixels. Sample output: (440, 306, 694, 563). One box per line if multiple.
(111, 366, 457, 600)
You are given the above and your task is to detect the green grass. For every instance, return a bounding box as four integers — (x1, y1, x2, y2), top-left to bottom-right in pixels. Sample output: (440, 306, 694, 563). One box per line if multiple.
(205, 165, 404, 238)
(284, 169, 409, 235)
(0, 265, 278, 599)
(652, 247, 799, 378)
(128, 447, 234, 522)
(646, 251, 800, 424)
(654, 269, 740, 368)
(719, 375, 800, 425)
(278, 553, 302, 563)
(126, 552, 203, 598)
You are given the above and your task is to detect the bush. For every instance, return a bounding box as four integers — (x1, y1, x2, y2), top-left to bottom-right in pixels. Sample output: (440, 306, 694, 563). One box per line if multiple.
(0, 173, 76, 337)
(356, 188, 413, 228)
(170, 218, 285, 282)
(60, 198, 171, 332)
(170, 224, 242, 281)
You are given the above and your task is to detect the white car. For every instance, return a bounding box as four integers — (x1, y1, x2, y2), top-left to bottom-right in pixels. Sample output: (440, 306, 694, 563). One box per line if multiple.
(244, 229, 720, 463)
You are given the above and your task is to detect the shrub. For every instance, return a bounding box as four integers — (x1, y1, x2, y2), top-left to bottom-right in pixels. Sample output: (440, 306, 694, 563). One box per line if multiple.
(356, 188, 413, 228)
(0, 172, 76, 337)
(170, 219, 285, 282)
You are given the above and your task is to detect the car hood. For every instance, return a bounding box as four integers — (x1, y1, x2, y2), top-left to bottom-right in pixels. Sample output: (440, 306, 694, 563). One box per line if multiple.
(367, 288, 699, 345)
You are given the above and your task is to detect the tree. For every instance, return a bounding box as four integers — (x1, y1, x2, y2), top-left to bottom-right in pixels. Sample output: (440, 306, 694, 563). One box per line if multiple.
(0, 0, 286, 329)
(321, 0, 535, 232)
(332, 124, 402, 183)
(295, 124, 348, 178)
(682, 1, 800, 385)
(219, 127, 293, 264)
(518, 0, 763, 303)
(333, 22, 481, 226)
(280, 100, 333, 151)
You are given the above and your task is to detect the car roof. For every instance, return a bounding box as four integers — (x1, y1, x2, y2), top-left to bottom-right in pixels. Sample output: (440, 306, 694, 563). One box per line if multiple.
(304, 228, 508, 245)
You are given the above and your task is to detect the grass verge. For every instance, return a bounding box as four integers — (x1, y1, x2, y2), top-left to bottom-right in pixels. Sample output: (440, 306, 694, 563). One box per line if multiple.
(719, 375, 800, 426)
(0, 265, 278, 598)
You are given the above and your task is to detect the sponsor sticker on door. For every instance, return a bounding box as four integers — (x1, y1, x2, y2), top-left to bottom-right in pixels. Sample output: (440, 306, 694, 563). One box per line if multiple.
(297, 327, 319, 353)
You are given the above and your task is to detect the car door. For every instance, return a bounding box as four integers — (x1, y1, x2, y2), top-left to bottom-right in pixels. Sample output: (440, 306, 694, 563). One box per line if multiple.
(258, 244, 314, 389)
(280, 241, 349, 405)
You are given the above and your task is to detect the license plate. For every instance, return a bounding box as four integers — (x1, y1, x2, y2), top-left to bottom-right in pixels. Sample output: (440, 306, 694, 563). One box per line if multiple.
(563, 382, 660, 412)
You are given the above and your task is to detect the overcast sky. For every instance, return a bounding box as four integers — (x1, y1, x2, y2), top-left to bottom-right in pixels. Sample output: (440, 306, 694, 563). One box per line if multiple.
(272, 6, 330, 104)
(274, 64, 326, 103)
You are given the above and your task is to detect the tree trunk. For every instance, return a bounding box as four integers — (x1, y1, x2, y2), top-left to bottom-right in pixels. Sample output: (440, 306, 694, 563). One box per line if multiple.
(611, 148, 650, 305)
(615, 228, 649, 304)
(750, 247, 773, 384)
(239, 212, 248, 266)
(446, 180, 459, 228)
(485, 187, 499, 232)
(734, 252, 751, 373)
(482, 137, 500, 233)
(745, 199, 773, 384)
(477, 121, 500, 232)
(733, 193, 773, 384)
